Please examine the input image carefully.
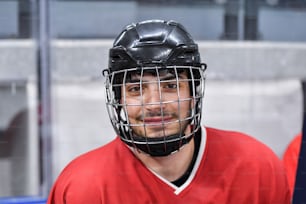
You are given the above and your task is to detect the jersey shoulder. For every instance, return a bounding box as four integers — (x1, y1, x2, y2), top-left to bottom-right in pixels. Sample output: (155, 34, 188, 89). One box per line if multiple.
(205, 127, 277, 158)
(60, 137, 129, 175)
(202, 127, 291, 202)
(48, 137, 137, 203)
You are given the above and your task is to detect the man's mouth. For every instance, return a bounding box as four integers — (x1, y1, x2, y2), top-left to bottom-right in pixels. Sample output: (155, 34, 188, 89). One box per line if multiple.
(143, 116, 173, 124)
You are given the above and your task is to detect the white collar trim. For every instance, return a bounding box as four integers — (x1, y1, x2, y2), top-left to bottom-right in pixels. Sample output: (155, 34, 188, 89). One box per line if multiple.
(147, 127, 207, 195)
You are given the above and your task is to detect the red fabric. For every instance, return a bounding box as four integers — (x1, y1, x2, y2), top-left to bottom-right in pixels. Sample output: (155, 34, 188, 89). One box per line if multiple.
(283, 133, 302, 197)
(48, 127, 290, 204)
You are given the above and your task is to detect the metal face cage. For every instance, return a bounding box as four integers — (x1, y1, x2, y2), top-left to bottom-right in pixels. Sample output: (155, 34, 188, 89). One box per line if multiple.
(104, 65, 206, 156)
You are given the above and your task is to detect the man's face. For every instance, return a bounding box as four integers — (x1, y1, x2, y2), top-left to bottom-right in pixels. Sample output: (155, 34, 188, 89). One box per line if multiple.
(122, 69, 192, 138)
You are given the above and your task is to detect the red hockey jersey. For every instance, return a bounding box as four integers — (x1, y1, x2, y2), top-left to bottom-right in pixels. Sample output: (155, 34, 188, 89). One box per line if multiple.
(48, 127, 290, 204)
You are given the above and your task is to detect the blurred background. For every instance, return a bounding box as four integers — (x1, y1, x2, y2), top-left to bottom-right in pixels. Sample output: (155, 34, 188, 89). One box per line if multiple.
(0, 0, 305, 202)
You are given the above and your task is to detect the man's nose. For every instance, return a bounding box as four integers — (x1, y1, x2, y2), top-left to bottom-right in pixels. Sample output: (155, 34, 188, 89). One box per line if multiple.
(143, 84, 164, 108)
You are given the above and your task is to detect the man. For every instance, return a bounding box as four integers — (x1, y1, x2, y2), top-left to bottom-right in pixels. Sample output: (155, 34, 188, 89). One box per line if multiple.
(47, 19, 290, 203)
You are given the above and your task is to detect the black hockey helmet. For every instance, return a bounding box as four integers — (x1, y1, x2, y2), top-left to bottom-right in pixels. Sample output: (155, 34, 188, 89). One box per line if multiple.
(103, 19, 207, 156)
(109, 19, 202, 71)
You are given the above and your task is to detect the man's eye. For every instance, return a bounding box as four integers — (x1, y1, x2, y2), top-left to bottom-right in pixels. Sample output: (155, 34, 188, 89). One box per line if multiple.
(128, 85, 141, 92)
(165, 83, 178, 89)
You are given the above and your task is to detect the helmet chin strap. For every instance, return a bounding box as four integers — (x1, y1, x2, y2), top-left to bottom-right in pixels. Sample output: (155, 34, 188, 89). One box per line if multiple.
(121, 130, 194, 157)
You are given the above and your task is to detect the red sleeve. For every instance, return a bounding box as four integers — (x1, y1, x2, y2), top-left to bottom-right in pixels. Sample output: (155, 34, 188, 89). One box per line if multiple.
(47, 163, 103, 204)
(283, 133, 302, 196)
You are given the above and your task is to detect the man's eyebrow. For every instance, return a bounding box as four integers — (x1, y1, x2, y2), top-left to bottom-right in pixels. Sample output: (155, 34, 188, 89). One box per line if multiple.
(125, 72, 186, 83)
(125, 78, 141, 84)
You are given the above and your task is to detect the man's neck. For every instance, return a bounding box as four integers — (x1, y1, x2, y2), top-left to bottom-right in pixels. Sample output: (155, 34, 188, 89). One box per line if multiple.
(133, 137, 195, 182)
